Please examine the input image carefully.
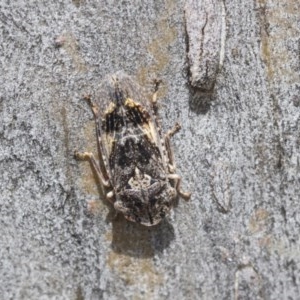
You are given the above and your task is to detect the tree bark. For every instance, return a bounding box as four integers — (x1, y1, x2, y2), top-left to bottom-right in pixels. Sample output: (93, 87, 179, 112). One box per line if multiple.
(1, 0, 299, 299)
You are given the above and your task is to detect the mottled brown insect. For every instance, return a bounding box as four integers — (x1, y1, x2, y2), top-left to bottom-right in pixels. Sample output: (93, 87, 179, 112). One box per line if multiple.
(75, 71, 190, 226)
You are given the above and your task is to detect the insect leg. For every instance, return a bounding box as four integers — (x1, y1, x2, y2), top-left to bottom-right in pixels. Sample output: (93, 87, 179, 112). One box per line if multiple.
(168, 174, 191, 201)
(83, 94, 99, 118)
(150, 81, 181, 168)
(165, 122, 181, 169)
(82, 95, 110, 181)
(150, 80, 191, 201)
(151, 79, 163, 126)
(164, 124, 191, 201)
(74, 151, 111, 188)
(151, 78, 162, 106)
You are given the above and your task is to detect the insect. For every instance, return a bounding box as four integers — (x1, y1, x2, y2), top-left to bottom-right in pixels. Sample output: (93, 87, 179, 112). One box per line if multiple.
(75, 71, 191, 226)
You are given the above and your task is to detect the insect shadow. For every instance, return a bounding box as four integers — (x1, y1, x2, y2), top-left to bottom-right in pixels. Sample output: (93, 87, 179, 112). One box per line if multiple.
(110, 214, 175, 258)
(188, 85, 215, 115)
(85, 166, 175, 258)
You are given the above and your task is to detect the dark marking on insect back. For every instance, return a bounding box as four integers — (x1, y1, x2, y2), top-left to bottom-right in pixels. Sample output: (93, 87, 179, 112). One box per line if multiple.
(103, 99, 150, 133)
(110, 137, 155, 170)
(104, 110, 125, 133)
(126, 103, 150, 126)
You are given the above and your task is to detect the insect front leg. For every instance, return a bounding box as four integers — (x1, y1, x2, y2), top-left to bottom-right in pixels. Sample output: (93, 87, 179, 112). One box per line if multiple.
(151, 78, 163, 125)
(151, 78, 162, 107)
(150, 81, 182, 172)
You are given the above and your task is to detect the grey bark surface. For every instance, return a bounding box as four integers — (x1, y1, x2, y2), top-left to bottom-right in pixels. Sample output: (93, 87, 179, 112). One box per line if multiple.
(1, 1, 299, 299)
(185, 0, 225, 91)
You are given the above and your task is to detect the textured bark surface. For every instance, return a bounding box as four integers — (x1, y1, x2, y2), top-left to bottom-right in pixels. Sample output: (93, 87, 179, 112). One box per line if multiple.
(185, 0, 225, 90)
(1, 1, 299, 299)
